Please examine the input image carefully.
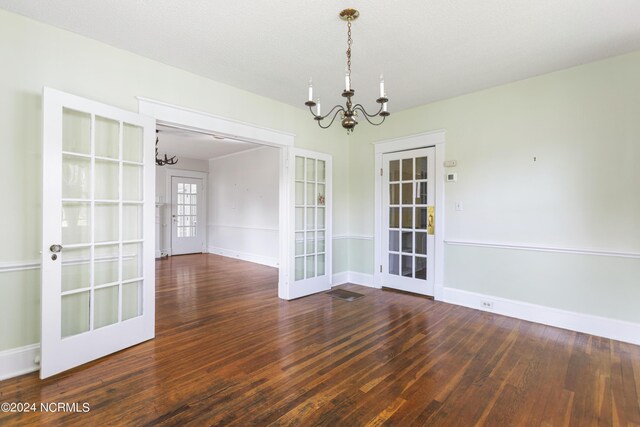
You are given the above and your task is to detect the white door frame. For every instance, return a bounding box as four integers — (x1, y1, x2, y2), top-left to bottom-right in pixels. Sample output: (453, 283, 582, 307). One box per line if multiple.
(373, 130, 446, 300)
(137, 97, 296, 300)
(164, 169, 208, 256)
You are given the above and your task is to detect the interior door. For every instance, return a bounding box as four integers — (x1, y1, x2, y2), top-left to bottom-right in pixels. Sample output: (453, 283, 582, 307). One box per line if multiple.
(41, 87, 156, 379)
(171, 176, 204, 255)
(381, 148, 436, 295)
(287, 149, 332, 299)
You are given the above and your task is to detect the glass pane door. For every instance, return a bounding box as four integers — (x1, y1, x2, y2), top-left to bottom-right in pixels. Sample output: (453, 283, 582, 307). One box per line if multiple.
(41, 88, 155, 379)
(286, 148, 332, 300)
(382, 148, 435, 295)
(170, 176, 204, 255)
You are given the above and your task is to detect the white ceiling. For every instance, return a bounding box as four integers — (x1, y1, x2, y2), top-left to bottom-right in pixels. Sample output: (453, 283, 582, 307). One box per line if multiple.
(2, 1, 640, 112)
(156, 125, 259, 161)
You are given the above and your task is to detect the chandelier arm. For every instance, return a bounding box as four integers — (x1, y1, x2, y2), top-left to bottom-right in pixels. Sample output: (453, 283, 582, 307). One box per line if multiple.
(354, 105, 386, 126)
(353, 103, 383, 118)
(317, 107, 345, 129)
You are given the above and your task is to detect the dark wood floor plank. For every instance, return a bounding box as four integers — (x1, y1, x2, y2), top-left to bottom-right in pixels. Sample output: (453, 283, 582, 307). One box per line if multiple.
(0, 254, 639, 426)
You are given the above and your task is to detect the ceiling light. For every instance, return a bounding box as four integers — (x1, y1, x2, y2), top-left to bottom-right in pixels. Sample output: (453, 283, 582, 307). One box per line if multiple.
(155, 130, 178, 166)
(305, 8, 389, 133)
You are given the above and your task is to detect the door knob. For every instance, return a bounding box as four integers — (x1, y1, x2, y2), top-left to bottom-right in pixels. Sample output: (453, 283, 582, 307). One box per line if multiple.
(49, 244, 63, 253)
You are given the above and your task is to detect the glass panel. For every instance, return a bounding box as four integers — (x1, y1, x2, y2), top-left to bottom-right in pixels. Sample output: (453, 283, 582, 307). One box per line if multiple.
(94, 285, 119, 329)
(61, 291, 90, 338)
(306, 255, 316, 278)
(415, 232, 427, 255)
(295, 232, 304, 256)
(177, 205, 184, 215)
(306, 208, 315, 230)
(95, 203, 119, 243)
(317, 207, 325, 230)
(306, 158, 316, 182)
(295, 257, 304, 281)
(122, 281, 143, 320)
(123, 204, 142, 240)
(123, 164, 143, 201)
(402, 255, 413, 278)
(95, 116, 120, 159)
(389, 207, 399, 229)
(61, 247, 91, 292)
(317, 160, 326, 183)
(62, 108, 91, 154)
(184, 194, 191, 205)
(402, 207, 413, 229)
(295, 182, 304, 205)
(295, 207, 304, 231)
(95, 160, 119, 200)
(177, 228, 183, 238)
(184, 205, 190, 216)
(317, 254, 325, 276)
(416, 182, 428, 205)
(122, 123, 143, 163)
(401, 183, 413, 205)
(389, 230, 399, 252)
(390, 184, 399, 205)
(415, 257, 427, 280)
(177, 194, 184, 205)
(295, 156, 305, 181)
(416, 207, 428, 229)
(62, 202, 91, 245)
(402, 232, 413, 253)
(389, 254, 399, 275)
(122, 243, 142, 281)
(178, 183, 184, 193)
(306, 231, 315, 254)
(62, 155, 90, 199)
(183, 227, 192, 238)
(317, 184, 325, 206)
(185, 216, 191, 226)
(402, 158, 413, 181)
(95, 244, 119, 286)
(306, 183, 316, 205)
(317, 231, 325, 253)
(389, 160, 400, 182)
(416, 156, 428, 179)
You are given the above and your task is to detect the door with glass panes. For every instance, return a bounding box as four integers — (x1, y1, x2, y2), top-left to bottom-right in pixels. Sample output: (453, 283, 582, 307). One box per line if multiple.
(41, 88, 155, 379)
(381, 148, 435, 295)
(171, 176, 204, 255)
(289, 149, 332, 299)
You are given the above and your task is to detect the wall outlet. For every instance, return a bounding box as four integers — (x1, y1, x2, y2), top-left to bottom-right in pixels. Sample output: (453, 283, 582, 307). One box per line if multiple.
(480, 300, 494, 310)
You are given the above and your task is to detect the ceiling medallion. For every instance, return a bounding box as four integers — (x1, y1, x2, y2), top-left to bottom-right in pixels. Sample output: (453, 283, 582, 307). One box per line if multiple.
(305, 8, 389, 133)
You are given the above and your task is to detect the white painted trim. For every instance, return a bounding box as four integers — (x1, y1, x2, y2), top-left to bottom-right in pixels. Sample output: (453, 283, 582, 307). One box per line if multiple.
(444, 288, 640, 346)
(332, 235, 374, 241)
(137, 97, 295, 148)
(373, 130, 446, 300)
(331, 271, 377, 288)
(208, 246, 278, 268)
(0, 260, 40, 273)
(208, 146, 270, 161)
(208, 224, 279, 232)
(0, 344, 40, 381)
(373, 129, 446, 153)
(445, 240, 640, 259)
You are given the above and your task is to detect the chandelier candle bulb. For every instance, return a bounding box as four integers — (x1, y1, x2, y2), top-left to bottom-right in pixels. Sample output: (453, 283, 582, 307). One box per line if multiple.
(308, 79, 313, 102)
(345, 69, 351, 91)
(316, 99, 321, 117)
(383, 102, 388, 112)
(379, 75, 385, 98)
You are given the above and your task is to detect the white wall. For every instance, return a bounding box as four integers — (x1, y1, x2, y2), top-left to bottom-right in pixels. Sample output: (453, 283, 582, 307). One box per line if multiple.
(208, 147, 280, 266)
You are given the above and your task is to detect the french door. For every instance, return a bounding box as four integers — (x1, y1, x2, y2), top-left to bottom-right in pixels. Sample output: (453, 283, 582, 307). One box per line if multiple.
(171, 176, 204, 255)
(41, 88, 156, 379)
(287, 148, 332, 299)
(381, 147, 436, 296)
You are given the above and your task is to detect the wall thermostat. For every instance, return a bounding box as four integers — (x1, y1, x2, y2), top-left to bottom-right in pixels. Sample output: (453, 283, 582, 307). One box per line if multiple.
(446, 172, 457, 182)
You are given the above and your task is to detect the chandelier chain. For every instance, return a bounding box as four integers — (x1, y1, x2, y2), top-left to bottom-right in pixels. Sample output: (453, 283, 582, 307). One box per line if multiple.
(346, 20, 352, 76)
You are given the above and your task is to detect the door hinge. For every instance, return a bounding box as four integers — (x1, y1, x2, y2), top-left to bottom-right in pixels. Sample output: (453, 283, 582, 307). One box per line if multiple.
(380, 168, 383, 176)
(380, 265, 382, 272)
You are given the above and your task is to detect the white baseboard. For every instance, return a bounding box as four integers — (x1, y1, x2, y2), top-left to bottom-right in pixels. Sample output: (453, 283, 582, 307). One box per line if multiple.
(207, 246, 278, 268)
(332, 271, 377, 288)
(0, 344, 40, 381)
(444, 288, 640, 346)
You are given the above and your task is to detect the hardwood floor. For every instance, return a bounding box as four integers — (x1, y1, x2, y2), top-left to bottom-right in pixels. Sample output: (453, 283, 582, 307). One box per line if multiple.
(1, 254, 639, 426)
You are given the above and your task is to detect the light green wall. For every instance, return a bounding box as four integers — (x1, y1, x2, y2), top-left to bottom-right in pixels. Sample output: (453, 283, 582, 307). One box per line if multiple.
(0, 9, 348, 351)
(349, 51, 640, 323)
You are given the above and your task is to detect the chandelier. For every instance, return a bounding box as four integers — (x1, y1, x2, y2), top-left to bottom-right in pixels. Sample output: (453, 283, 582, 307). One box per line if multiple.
(305, 8, 389, 133)
(155, 130, 178, 166)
